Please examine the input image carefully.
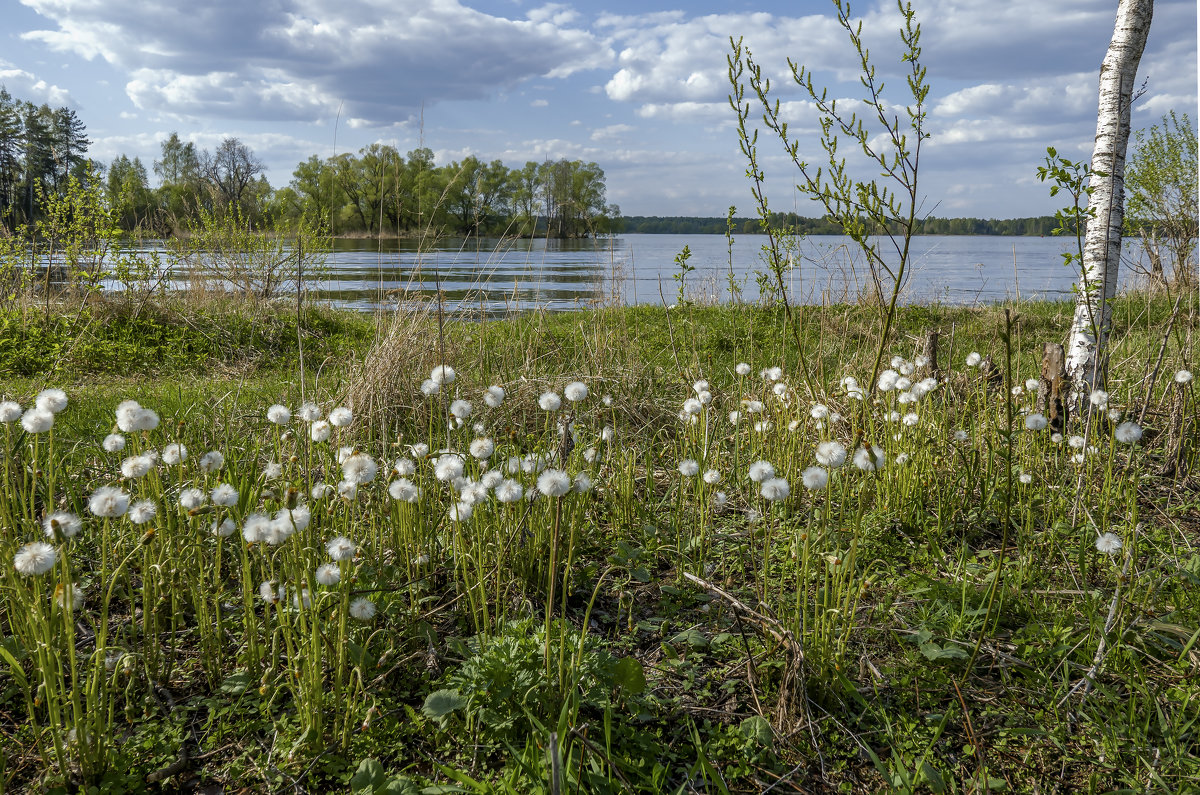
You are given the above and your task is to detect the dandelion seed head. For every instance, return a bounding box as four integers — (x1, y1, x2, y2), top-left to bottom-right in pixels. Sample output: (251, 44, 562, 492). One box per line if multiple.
(678, 459, 699, 477)
(895, 452, 910, 464)
(129, 499, 157, 524)
(14, 542, 56, 576)
(297, 402, 322, 422)
(1068, 435, 1086, 449)
(728, 411, 740, 425)
(349, 597, 376, 621)
(342, 453, 378, 484)
(89, 485, 130, 518)
(760, 477, 790, 501)
(1088, 389, 1108, 409)
(1114, 421, 1143, 444)
(772, 382, 788, 398)
(902, 412, 919, 427)
(337, 480, 358, 501)
(602, 394, 613, 406)
(495, 478, 524, 503)
(212, 518, 236, 537)
(55, 582, 84, 610)
(263, 462, 283, 480)
(965, 352, 981, 367)
(810, 403, 830, 420)
(211, 483, 238, 507)
(1018, 473, 1033, 484)
(387, 478, 419, 502)
(816, 441, 847, 468)
(328, 406, 353, 427)
(120, 454, 153, 479)
(681, 397, 702, 415)
(802, 466, 828, 491)
(573, 472, 593, 493)
(1011, 385, 1024, 397)
(179, 488, 206, 510)
(198, 450, 225, 473)
(1095, 532, 1122, 554)
(409, 443, 430, 459)
(448, 399, 472, 420)
(316, 562, 340, 586)
(697, 390, 713, 405)
(434, 454, 465, 482)
(241, 513, 271, 543)
(447, 500, 473, 523)
(853, 446, 886, 472)
(311, 482, 333, 500)
(537, 468, 571, 497)
(1175, 369, 1193, 384)
(21, 408, 53, 433)
(1025, 378, 1040, 393)
(703, 469, 722, 485)
(430, 364, 456, 385)
(748, 460, 775, 482)
(743, 399, 764, 414)
(162, 443, 187, 466)
(293, 585, 312, 609)
(1051, 432, 1064, 444)
(0, 401, 20, 423)
(714, 490, 728, 505)
(327, 536, 356, 561)
(1024, 413, 1048, 431)
(954, 430, 969, 442)
(43, 511, 82, 539)
(735, 362, 751, 376)
(538, 391, 562, 411)
(394, 458, 416, 476)
(266, 404, 291, 425)
(564, 381, 589, 401)
(483, 385, 505, 407)
(36, 388, 68, 414)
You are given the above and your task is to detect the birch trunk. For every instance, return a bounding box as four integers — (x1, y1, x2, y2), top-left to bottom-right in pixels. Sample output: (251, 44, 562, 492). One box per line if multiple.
(1066, 0, 1154, 401)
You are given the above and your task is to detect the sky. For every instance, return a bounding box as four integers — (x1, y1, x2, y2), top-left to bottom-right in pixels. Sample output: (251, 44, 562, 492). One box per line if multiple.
(2, 0, 1196, 219)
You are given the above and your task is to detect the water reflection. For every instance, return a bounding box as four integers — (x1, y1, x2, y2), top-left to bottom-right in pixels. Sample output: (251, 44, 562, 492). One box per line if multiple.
(31, 233, 1166, 315)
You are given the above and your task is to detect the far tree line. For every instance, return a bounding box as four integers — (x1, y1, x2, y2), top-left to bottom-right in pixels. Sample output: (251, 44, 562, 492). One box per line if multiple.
(0, 84, 1193, 260)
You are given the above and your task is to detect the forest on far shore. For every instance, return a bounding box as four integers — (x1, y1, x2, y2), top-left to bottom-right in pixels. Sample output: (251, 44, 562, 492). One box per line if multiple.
(617, 213, 1063, 236)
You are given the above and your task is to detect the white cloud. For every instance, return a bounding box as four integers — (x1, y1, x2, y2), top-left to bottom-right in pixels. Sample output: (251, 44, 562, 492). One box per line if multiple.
(18, 0, 611, 123)
(530, 99, 549, 107)
(0, 60, 73, 105)
(590, 123, 635, 141)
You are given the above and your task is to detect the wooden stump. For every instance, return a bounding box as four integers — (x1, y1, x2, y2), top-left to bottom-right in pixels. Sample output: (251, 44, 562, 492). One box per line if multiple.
(1036, 343, 1069, 433)
(920, 330, 940, 379)
(1158, 382, 1191, 478)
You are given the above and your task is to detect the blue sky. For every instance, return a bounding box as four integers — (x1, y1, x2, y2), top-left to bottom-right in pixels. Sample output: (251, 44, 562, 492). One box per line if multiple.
(2, 0, 1196, 218)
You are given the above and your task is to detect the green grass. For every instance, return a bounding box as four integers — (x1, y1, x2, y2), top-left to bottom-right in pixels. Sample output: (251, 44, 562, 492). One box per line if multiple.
(0, 291, 1197, 793)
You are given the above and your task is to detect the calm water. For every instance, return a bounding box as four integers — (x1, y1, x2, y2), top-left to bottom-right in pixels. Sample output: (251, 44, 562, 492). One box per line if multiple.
(87, 233, 1154, 314)
(303, 233, 1150, 314)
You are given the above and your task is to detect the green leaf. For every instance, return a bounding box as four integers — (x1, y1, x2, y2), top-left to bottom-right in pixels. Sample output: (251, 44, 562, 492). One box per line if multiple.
(351, 758, 387, 793)
(422, 689, 466, 724)
(611, 657, 646, 696)
(219, 670, 253, 695)
(739, 715, 774, 748)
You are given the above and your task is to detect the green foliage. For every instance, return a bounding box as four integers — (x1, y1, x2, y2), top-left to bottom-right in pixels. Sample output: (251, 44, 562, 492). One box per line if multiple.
(1125, 110, 1198, 285)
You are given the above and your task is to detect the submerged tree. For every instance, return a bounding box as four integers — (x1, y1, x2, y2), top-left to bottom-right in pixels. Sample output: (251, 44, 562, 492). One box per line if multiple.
(1065, 0, 1154, 400)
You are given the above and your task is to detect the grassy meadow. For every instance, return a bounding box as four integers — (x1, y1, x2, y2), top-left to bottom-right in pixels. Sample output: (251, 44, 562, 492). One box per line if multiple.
(1, 285, 1198, 793)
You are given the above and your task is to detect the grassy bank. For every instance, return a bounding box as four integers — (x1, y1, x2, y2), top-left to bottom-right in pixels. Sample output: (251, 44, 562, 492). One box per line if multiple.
(1, 291, 1197, 793)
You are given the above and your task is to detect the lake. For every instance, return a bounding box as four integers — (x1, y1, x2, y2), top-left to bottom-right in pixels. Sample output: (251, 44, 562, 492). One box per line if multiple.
(304, 233, 1156, 314)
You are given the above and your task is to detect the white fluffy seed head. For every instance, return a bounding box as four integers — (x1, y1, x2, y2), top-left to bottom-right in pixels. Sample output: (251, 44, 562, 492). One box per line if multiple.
(328, 406, 353, 427)
(199, 450, 225, 473)
(1095, 532, 1122, 555)
(802, 466, 828, 491)
(564, 381, 589, 401)
(678, 459, 699, 477)
(760, 477, 790, 501)
(965, 352, 982, 367)
(853, 446, 886, 472)
(735, 363, 751, 376)
(430, 365, 456, 385)
(297, 402, 322, 421)
(483, 385, 505, 407)
(128, 499, 157, 525)
(349, 597, 376, 621)
(469, 438, 495, 460)
(89, 485, 130, 518)
(36, 388, 68, 414)
(179, 488, 206, 510)
(748, 460, 775, 482)
(14, 542, 57, 576)
(316, 563, 341, 586)
(43, 511, 82, 539)
(327, 536, 356, 561)
(1024, 413, 1048, 431)
(1176, 369, 1193, 384)
(211, 483, 239, 507)
(703, 469, 722, 485)
(1114, 421, 1143, 444)
(21, 408, 53, 433)
(539, 391, 562, 411)
(0, 401, 20, 423)
(537, 469, 571, 497)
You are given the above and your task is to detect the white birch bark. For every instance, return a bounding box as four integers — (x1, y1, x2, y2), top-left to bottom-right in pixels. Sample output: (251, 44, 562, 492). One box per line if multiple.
(1066, 0, 1154, 400)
